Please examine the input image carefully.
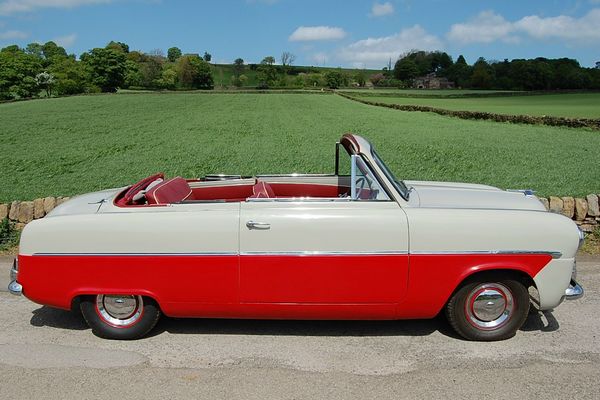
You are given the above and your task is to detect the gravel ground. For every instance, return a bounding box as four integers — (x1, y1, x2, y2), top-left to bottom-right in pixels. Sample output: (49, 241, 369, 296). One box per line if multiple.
(0, 255, 598, 399)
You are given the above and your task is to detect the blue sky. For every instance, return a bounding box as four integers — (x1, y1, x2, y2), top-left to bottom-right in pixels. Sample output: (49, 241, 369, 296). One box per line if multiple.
(1, 0, 599, 68)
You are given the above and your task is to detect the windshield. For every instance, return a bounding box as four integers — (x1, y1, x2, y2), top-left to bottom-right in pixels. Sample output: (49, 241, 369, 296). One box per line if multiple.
(371, 149, 410, 200)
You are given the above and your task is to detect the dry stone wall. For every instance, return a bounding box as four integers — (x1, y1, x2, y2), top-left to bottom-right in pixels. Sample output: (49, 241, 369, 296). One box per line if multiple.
(1, 193, 599, 232)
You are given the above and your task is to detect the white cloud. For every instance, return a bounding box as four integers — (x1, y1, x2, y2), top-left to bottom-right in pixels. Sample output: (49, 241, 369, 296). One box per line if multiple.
(53, 33, 77, 48)
(515, 9, 600, 42)
(447, 8, 600, 45)
(0, 0, 112, 15)
(0, 29, 28, 40)
(447, 10, 518, 44)
(370, 2, 394, 17)
(289, 26, 347, 42)
(338, 25, 442, 66)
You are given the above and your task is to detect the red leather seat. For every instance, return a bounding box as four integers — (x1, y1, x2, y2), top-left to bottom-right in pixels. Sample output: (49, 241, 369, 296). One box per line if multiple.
(249, 180, 275, 199)
(146, 177, 193, 204)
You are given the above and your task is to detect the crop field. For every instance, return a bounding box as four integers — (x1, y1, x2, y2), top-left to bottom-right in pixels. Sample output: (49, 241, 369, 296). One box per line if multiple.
(346, 92, 600, 119)
(1, 92, 599, 202)
(339, 89, 519, 96)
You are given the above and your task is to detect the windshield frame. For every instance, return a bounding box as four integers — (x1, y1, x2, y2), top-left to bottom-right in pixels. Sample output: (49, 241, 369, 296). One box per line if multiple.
(370, 149, 410, 200)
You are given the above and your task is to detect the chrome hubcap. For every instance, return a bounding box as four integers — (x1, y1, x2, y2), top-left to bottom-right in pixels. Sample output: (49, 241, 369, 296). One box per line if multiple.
(96, 295, 143, 327)
(466, 283, 514, 330)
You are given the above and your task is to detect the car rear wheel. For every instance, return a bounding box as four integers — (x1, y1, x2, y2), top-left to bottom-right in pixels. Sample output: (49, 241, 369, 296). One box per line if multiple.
(80, 294, 161, 340)
(445, 277, 530, 341)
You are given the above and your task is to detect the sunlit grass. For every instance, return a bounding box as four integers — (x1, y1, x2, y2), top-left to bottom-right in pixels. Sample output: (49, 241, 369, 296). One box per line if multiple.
(0, 92, 598, 201)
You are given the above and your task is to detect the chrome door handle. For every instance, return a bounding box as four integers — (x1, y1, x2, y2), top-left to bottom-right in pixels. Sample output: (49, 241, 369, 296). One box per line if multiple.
(246, 221, 271, 230)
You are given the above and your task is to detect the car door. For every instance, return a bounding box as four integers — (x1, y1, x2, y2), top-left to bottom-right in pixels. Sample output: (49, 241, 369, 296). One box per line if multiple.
(239, 200, 409, 304)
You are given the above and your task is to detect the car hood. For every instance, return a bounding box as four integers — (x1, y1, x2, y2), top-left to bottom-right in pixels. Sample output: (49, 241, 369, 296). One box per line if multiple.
(404, 180, 546, 211)
(46, 187, 124, 217)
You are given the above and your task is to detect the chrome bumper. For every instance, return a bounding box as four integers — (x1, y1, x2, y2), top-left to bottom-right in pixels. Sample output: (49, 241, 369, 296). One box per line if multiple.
(565, 279, 583, 300)
(8, 259, 22, 296)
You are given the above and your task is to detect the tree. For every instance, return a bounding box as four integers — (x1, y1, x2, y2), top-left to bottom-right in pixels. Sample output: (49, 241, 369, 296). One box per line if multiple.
(50, 56, 89, 95)
(354, 70, 366, 87)
(41, 41, 67, 62)
(167, 47, 182, 62)
(35, 71, 55, 97)
(256, 56, 277, 88)
(106, 41, 129, 53)
(233, 58, 245, 78)
(470, 57, 494, 89)
(203, 52, 212, 62)
(176, 54, 213, 89)
(281, 51, 295, 73)
(393, 57, 419, 81)
(596, 61, 600, 69)
(324, 70, 345, 89)
(0, 45, 42, 99)
(81, 47, 127, 92)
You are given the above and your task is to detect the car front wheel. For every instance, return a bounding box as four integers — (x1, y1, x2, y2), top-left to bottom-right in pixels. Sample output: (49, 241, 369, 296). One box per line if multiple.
(445, 277, 530, 341)
(80, 294, 161, 340)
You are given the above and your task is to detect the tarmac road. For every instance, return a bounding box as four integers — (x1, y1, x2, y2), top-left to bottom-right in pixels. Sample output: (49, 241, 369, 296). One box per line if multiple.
(0, 254, 598, 399)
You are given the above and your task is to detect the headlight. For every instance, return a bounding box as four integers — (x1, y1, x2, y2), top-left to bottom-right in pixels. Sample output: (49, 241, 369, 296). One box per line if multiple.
(578, 227, 585, 250)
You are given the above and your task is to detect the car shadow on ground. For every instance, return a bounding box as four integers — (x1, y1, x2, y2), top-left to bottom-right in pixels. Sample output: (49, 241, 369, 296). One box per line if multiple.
(29, 304, 560, 339)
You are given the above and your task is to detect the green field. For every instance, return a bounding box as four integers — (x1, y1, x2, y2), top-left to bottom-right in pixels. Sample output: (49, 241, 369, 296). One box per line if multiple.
(340, 89, 519, 96)
(1, 92, 599, 202)
(348, 92, 600, 119)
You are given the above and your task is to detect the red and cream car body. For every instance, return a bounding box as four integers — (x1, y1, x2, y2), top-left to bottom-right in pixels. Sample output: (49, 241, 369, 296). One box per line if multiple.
(9, 134, 584, 340)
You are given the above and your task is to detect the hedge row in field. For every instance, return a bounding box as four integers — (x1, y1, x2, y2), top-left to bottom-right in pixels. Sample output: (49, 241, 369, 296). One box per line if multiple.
(337, 92, 600, 130)
(337, 89, 599, 99)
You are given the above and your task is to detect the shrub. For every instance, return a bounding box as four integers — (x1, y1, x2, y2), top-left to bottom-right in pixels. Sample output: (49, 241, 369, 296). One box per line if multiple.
(0, 218, 19, 251)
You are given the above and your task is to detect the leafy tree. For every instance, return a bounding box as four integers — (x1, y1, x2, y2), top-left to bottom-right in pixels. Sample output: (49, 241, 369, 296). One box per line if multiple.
(50, 56, 89, 95)
(446, 55, 471, 88)
(123, 59, 143, 88)
(25, 42, 43, 58)
(176, 54, 213, 89)
(35, 71, 55, 97)
(203, 52, 212, 62)
(157, 67, 178, 89)
(354, 70, 366, 87)
(393, 57, 419, 81)
(233, 58, 245, 78)
(41, 41, 67, 62)
(369, 73, 385, 86)
(470, 57, 494, 89)
(256, 56, 277, 88)
(81, 47, 127, 92)
(138, 53, 164, 88)
(324, 70, 346, 89)
(106, 41, 129, 53)
(0, 45, 42, 99)
(167, 47, 182, 62)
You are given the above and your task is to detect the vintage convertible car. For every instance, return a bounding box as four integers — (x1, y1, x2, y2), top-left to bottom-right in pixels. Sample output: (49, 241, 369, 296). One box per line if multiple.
(9, 134, 584, 341)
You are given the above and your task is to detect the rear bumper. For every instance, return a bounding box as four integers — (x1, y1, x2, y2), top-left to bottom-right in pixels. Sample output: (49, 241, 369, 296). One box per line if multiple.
(565, 279, 583, 300)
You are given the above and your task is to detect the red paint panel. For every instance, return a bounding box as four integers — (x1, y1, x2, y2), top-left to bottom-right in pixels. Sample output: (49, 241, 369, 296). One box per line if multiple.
(395, 254, 552, 319)
(240, 254, 409, 304)
(17, 253, 552, 320)
(17, 255, 238, 312)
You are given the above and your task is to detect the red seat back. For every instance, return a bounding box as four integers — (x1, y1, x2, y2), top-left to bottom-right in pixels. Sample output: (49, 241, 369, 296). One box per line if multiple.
(146, 177, 192, 204)
(249, 180, 275, 199)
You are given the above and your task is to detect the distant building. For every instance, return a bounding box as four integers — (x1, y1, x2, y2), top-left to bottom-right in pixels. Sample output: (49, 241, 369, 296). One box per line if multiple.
(413, 73, 455, 89)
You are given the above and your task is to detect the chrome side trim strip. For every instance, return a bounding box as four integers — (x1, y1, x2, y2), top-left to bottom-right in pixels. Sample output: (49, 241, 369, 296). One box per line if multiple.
(240, 250, 408, 256)
(33, 252, 237, 257)
(409, 250, 562, 259)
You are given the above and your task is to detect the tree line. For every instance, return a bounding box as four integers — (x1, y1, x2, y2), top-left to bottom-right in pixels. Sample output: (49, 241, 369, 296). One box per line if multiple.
(389, 50, 600, 90)
(1, 40, 599, 100)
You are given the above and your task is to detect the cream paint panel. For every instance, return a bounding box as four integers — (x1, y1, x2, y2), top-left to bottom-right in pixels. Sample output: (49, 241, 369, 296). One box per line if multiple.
(239, 201, 408, 253)
(20, 203, 240, 255)
(404, 208, 580, 257)
(533, 258, 574, 310)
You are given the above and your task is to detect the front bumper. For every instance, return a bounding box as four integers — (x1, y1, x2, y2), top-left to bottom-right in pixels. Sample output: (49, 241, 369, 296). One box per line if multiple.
(8, 258, 22, 296)
(565, 279, 583, 300)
